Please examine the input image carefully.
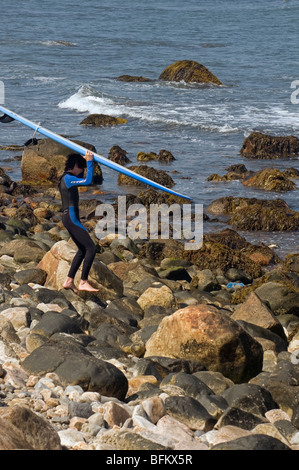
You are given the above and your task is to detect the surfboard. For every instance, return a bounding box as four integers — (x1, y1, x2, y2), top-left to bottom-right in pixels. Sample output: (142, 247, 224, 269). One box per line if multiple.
(0, 105, 192, 200)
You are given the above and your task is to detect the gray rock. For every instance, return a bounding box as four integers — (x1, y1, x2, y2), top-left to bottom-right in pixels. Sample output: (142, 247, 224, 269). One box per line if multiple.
(13, 268, 47, 286)
(215, 406, 268, 430)
(220, 383, 277, 417)
(211, 434, 291, 450)
(163, 395, 216, 431)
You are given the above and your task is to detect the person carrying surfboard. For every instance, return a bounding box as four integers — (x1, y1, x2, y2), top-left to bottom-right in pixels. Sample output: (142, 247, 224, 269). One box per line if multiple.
(58, 149, 99, 293)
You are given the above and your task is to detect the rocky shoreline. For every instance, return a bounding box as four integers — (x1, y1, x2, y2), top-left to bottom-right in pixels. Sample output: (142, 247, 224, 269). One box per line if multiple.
(0, 130, 299, 451)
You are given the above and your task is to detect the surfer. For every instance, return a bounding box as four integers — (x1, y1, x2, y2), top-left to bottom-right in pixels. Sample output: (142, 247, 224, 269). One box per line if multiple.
(58, 149, 99, 293)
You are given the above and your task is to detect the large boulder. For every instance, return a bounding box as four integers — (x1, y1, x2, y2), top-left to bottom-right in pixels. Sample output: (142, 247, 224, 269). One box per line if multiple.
(0, 405, 61, 450)
(145, 304, 263, 383)
(159, 60, 222, 85)
(37, 240, 123, 300)
(240, 131, 299, 159)
(21, 338, 128, 401)
(21, 138, 103, 184)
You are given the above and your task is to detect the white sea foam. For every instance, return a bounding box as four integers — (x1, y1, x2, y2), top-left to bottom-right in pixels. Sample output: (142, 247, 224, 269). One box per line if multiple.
(58, 85, 240, 133)
(58, 84, 299, 136)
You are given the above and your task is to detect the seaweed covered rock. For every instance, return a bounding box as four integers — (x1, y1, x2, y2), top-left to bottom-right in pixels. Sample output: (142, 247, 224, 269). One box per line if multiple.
(240, 131, 299, 159)
(118, 165, 175, 188)
(137, 150, 175, 163)
(207, 196, 299, 231)
(159, 60, 222, 85)
(242, 168, 296, 192)
(117, 75, 152, 82)
(108, 145, 131, 165)
(80, 114, 127, 127)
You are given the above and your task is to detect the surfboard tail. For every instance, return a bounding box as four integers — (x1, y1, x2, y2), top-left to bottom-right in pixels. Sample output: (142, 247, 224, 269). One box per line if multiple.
(0, 105, 192, 201)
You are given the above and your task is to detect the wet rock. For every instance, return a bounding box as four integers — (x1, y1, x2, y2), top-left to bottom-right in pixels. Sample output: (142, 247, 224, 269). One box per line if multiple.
(145, 304, 263, 383)
(242, 168, 296, 191)
(108, 145, 130, 165)
(240, 131, 299, 159)
(117, 75, 152, 82)
(118, 165, 175, 188)
(159, 60, 222, 85)
(183, 239, 262, 279)
(137, 189, 188, 207)
(80, 114, 127, 127)
(137, 150, 175, 163)
(208, 196, 299, 232)
(284, 253, 299, 274)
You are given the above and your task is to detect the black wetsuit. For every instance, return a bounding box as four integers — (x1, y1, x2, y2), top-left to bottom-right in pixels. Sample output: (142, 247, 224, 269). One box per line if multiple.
(58, 160, 96, 281)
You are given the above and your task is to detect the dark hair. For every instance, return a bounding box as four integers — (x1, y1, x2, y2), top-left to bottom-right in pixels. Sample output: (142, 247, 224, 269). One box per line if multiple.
(64, 153, 87, 172)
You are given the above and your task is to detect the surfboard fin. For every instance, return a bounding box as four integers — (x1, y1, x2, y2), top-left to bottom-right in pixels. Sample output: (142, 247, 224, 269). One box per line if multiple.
(0, 113, 15, 123)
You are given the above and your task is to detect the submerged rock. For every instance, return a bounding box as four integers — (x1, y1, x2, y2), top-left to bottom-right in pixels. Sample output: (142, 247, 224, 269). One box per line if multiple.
(159, 60, 222, 85)
(80, 114, 127, 127)
(117, 75, 152, 82)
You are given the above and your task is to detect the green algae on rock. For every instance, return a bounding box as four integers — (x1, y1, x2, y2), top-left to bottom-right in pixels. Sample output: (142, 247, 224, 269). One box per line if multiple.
(242, 168, 296, 192)
(240, 131, 299, 159)
(80, 114, 127, 127)
(159, 60, 222, 85)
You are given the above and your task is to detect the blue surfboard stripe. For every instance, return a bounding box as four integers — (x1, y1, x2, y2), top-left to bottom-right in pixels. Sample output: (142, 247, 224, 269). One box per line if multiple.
(0, 105, 192, 201)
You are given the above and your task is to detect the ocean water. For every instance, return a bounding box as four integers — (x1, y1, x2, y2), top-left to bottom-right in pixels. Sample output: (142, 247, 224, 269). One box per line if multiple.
(0, 0, 298, 255)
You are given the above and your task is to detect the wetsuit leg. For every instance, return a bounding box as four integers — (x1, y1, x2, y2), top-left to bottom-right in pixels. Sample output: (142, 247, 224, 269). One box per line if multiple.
(62, 212, 97, 281)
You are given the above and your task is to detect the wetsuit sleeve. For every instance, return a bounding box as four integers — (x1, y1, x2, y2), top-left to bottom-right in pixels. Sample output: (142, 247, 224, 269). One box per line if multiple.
(64, 160, 94, 188)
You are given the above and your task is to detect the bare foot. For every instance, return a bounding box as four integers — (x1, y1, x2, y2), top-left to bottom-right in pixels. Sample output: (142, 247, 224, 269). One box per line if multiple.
(78, 280, 99, 292)
(63, 278, 78, 294)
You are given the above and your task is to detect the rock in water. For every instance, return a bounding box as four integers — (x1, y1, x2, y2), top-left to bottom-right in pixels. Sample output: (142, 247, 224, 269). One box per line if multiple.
(80, 114, 127, 127)
(145, 304, 263, 383)
(240, 131, 299, 159)
(159, 60, 222, 85)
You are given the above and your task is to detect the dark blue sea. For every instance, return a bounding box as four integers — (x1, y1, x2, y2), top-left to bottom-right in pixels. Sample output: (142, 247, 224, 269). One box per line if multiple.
(0, 0, 298, 255)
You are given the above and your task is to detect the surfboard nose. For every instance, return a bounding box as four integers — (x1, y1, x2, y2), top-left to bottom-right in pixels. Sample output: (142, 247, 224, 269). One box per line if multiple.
(0, 113, 15, 123)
